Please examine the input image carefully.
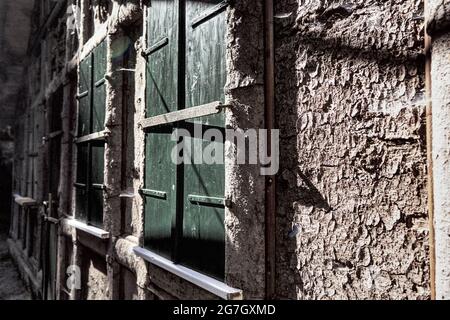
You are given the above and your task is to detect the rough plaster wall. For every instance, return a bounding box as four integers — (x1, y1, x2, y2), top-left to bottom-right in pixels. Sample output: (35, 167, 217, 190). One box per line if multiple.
(224, 1, 267, 299)
(81, 250, 108, 300)
(431, 31, 450, 299)
(275, 0, 429, 299)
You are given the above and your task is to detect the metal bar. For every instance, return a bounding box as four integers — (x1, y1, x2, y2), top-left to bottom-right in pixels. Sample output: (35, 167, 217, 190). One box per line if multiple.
(95, 78, 106, 88)
(48, 130, 63, 139)
(140, 189, 167, 200)
(425, 0, 436, 300)
(264, 0, 277, 300)
(139, 101, 225, 129)
(191, 0, 230, 28)
(74, 183, 86, 188)
(45, 216, 60, 225)
(43, 130, 64, 142)
(188, 195, 225, 207)
(75, 131, 107, 144)
(76, 91, 89, 100)
(142, 37, 169, 57)
(91, 184, 106, 190)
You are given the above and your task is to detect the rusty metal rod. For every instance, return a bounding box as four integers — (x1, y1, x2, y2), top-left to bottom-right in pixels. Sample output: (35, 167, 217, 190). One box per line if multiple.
(264, 0, 276, 300)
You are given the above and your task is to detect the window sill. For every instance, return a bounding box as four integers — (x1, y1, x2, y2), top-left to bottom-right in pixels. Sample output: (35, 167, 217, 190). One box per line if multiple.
(133, 247, 242, 300)
(64, 219, 110, 239)
(13, 194, 38, 207)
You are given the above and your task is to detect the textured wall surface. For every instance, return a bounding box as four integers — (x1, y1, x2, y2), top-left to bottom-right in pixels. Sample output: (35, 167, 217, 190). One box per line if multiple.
(81, 250, 108, 300)
(274, 0, 429, 299)
(224, 0, 266, 299)
(430, 25, 450, 299)
(0, 0, 34, 129)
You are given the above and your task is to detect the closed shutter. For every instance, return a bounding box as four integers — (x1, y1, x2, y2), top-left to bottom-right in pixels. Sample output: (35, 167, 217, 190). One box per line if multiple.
(144, 0, 227, 280)
(89, 141, 105, 228)
(78, 56, 91, 137)
(93, 41, 107, 133)
(75, 144, 88, 222)
(146, 0, 179, 117)
(75, 41, 107, 227)
(181, 0, 227, 280)
(144, 0, 179, 259)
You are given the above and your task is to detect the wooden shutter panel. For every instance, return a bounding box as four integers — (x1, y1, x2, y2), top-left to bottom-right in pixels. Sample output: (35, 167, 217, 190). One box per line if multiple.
(146, 0, 179, 117)
(181, 0, 227, 280)
(143, 0, 179, 259)
(144, 130, 176, 258)
(75, 144, 88, 222)
(92, 41, 107, 133)
(78, 55, 92, 137)
(89, 141, 105, 227)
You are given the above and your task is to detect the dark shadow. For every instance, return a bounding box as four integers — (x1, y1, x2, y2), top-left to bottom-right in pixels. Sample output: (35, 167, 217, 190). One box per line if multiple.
(0, 135, 13, 236)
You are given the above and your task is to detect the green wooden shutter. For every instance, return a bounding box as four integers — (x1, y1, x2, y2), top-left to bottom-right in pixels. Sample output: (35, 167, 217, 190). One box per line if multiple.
(76, 41, 107, 226)
(75, 144, 88, 222)
(146, 0, 179, 117)
(180, 0, 227, 280)
(78, 55, 92, 137)
(92, 41, 107, 133)
(144, 130, 176, 258)
(89, 141, 105, 227)
(143, 1, 227, 279)
(143, 0, 179, 259)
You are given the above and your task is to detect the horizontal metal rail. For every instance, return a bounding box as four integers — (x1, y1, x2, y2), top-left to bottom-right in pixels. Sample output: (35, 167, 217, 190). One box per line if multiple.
(139, 101, 226, 129)
(191, 0, 230, 28)
(140, 189, 167, 199)
(74, 130, 107, 144)
(188, 195, 225, 207)
(142, 37, 169, 57)
(43, 130, 64, 142)
(74, 182, 86, 188)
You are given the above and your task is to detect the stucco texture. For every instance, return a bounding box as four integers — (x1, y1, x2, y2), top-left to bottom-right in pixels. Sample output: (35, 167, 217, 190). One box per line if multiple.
(274, 0, 429, 299)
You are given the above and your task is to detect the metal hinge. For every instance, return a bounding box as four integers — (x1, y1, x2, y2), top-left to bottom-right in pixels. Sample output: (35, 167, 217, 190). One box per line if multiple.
(41, 213, 61, 225)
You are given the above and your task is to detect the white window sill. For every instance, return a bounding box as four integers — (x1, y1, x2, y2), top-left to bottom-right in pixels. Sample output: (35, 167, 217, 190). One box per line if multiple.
(64, 219, 110, 239)
(13, 194, 37, 207)
(133, 246, 242, 300)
